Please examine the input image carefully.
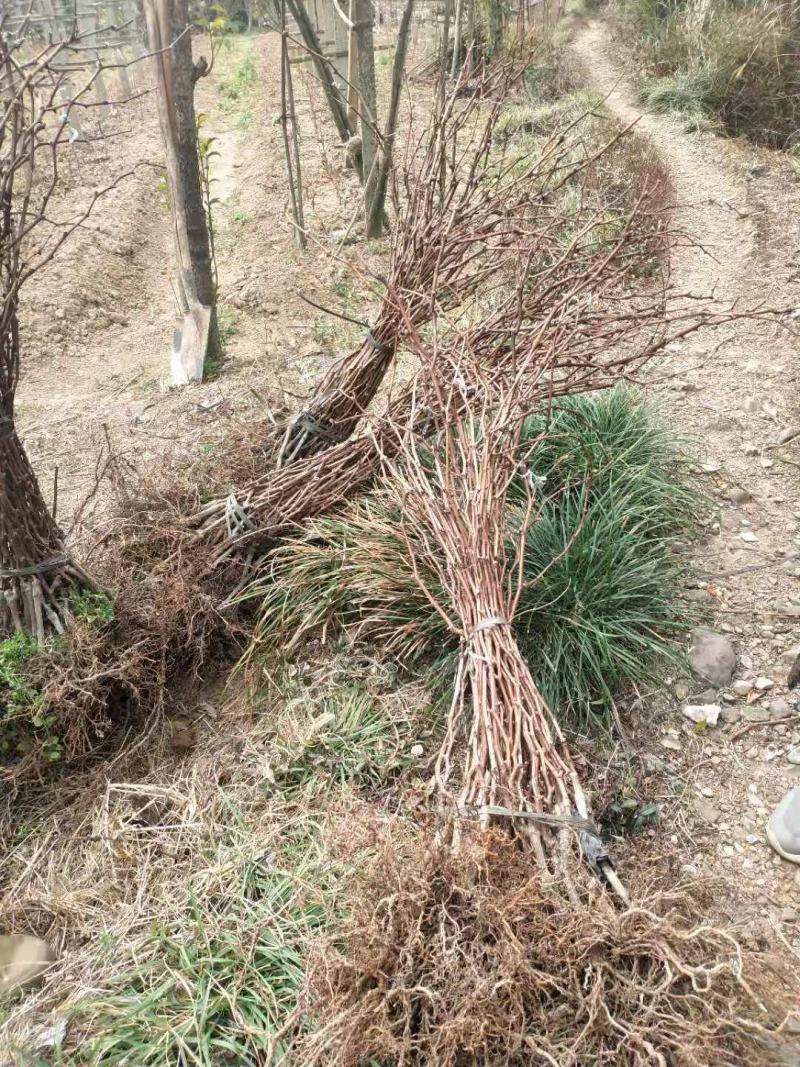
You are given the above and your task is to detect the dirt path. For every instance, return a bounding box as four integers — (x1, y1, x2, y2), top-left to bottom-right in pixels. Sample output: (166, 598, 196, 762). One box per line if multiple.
(572, 21, 800, 956)
(14, 34, 365, 537)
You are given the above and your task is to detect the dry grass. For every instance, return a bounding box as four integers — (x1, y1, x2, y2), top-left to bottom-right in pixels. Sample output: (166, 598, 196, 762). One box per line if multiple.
(0, 661, 433, 1063)
(613, 0, 800, 146)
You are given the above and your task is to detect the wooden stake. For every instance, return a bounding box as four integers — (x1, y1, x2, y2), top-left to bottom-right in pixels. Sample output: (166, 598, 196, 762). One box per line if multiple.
(142, 0, 219, 380)
(281, 0, 307, 249)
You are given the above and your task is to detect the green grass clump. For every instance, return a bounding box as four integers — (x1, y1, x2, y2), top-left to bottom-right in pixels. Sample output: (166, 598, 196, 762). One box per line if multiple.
(0, 633, 38, 714)
(0, 633, 64, 761)
(248, 388, 694, 728)
(70, 589, 115, 624)
(73, 858, 323, 1065)
(639, 68, 724, 127)
(218, 49, 257, 103)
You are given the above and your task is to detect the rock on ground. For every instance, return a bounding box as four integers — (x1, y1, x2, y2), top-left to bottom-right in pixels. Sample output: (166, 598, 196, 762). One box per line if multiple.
(0, 935, 55, 994)
(689, 628, 736, 688)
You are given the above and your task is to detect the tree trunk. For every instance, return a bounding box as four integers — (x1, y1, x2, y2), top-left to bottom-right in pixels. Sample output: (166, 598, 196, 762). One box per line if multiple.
(285, 0, 353, 143)
(365, 0, 414, 237)
(450, 0, 463, 77)
(0, 305, 93, 641)
(143, 0, 219, 376)
(353, 0, 379, 229)
(346, 0, 359, 137)
(280, 0, 307, 247)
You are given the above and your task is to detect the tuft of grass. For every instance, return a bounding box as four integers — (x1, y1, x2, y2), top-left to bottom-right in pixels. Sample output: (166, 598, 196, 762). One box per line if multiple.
(247, 388, 695, 727)
(231, 206, 255, 226)
(70, 590, 115, 625)
(0, 633, 40, 756)
(640, 68, 723, 127)
(72, 856, 324, 1065)
(613, 0, 800, 147)
(264, 684, 416, 795)
(218, 49, 257, 103)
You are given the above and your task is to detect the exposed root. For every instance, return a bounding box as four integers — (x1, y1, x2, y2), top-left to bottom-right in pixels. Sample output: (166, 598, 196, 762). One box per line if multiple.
(296, 822, 795, 1067)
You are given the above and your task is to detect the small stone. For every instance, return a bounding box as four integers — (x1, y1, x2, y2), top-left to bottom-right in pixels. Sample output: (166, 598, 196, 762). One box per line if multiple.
(754, 676, 775, 691)
(740, 530, 760, 543)
(769, 697, 792, 717)
(788, 748, 800, 765)
(683, 703, 721, 727)
(0, 936, 55, 994)
(728, 488, 752, 504)
(780, 908, 798, 923)
(742, 706, 771, 723)
(731, 679, 752, 696)
(689, 628, 736, 687)
(743, 397, 761, 413)
(696, 688, 718, 703)
(674, 681, 690, 701)
(700, 461, 721, 474)
(720, 706, 742, 725)
(700, 786, 715, 798)
(742, 443, 759, 455)
(777, 427, 800, 445)
(660, 735, 682, 752)
(695, 800, 721, 824)
(410, 744, 424, 757)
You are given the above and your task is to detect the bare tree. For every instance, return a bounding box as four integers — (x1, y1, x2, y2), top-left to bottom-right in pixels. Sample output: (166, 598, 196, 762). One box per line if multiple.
(352, 0, 378, 224)
(0, 13, 136, 639)
(143, 0, 219, 382)
(284, 0, 353, 145)
(280, 0, 306, 247)
(365, 0, 415, 237)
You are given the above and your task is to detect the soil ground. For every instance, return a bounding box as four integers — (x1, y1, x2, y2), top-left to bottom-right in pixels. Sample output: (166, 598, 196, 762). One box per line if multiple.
(570, 18, 800, 959)
(2, 13, 800, 1061)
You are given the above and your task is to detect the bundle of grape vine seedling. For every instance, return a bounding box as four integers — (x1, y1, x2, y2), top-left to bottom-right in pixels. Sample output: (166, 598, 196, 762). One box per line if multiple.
(215, 77, 792, 1065)
(4, 60, 793, 1061)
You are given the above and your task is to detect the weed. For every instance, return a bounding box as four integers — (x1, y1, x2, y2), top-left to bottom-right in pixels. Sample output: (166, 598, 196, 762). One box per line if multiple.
(639, 68, 723, 127)
(197, 112, 220, 290)
(216, 305, 237, 354)
(73, 857, 324, 1065)
(231, 206, 254, 226)
(265, 684, 414, 795)
(312, 317, 348, 353)
(613, 0, 800, 147)
(330, 277, 356, 304)
(0, 633, 40, 756)
(69, 590, 115, 625)
(218, 49, 257, 103)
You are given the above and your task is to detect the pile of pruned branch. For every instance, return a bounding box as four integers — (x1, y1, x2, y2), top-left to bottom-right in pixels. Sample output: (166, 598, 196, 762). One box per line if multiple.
(190, 74, 679, 566)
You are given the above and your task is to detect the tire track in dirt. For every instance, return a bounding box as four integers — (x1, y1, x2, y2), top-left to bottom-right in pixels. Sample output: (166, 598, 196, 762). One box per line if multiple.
(571, 20, 800, 963)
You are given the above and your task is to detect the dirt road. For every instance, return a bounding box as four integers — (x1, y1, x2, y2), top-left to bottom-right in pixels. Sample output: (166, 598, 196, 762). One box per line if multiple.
(572, 19, 800, 953)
